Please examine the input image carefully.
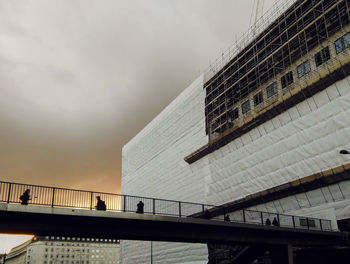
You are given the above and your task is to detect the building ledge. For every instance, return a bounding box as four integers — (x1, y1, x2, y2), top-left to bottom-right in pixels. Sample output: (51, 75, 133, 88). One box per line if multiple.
(193, 163, 350, 218)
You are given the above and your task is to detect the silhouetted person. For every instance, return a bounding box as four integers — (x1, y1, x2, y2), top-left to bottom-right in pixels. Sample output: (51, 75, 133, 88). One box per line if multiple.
(265, 218, 271, 225)
(136, 200, 144, 213)
(20, 189, 31, 205)
(272, 217, 279, 226)
(224, 215, 231, 222)
(96, 196, 106, 211)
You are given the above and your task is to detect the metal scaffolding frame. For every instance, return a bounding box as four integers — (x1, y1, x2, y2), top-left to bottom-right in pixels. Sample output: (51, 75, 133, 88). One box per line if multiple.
(186, 0, 350, 164)
(205, 0, 350, 139)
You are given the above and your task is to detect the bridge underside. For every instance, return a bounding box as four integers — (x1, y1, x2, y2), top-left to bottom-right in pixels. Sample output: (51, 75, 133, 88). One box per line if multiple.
(0, 204, 347, 248)
(207, 243, 350, 264)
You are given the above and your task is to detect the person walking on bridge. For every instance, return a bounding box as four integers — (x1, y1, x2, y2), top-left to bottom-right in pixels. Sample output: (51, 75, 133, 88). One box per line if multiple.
(136, 200, 144, 213)
(20, 189, 31, 205)
(96, 196, 106, 211)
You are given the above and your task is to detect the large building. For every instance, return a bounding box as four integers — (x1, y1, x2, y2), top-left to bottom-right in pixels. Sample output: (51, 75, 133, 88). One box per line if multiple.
(122, 0, 350, 263)
(5, 236, 120, 264)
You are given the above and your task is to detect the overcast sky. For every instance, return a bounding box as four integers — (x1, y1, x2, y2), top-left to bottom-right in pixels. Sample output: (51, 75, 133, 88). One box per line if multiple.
(0, 0, 287, 253)
(0, 0, 278, 194)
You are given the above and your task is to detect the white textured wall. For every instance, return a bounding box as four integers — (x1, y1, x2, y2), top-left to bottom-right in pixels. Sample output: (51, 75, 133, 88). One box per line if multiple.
(203, 76, 350, 206)
(122, 75, 208, 202)
(122, 75, 209, 264)
(122, 75, 350, 263)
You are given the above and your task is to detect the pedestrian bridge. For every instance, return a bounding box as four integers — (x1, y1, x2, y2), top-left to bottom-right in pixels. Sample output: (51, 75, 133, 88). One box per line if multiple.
(0, 180, 348, 247)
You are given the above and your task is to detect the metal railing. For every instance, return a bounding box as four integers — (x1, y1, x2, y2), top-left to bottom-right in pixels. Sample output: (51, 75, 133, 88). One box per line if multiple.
(0, 181, 332, 231)
(210, 206, 333, 231)
(0, 181, 212, 217)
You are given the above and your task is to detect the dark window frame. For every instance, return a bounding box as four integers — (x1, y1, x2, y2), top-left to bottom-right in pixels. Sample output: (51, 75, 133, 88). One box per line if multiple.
(335, 32, 350, 54)
(266, 82, 278, 98)
(253, 91, 264, 106)
(297, 60, 311, 78)
(229, 107, 239, 121)
(281, 71, 294, 88)
(315, 46, 330, 67)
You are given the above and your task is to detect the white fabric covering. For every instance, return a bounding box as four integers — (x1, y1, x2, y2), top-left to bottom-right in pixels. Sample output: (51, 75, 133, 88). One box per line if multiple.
(121, 75, 350, 263)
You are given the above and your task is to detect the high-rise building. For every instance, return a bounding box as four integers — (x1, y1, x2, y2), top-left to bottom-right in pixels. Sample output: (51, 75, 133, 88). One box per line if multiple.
(5, 236, 120, 264)
(122, 0, 350, 263)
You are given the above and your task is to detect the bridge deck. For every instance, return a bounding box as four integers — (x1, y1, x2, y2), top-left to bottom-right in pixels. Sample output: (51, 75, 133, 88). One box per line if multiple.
(0, 204, 347, 247)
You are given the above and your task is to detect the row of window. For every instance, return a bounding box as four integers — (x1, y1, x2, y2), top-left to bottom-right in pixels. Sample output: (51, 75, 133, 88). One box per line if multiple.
(44, 243, 118, 248)
(41, 261, 118, 264)
(211, 31, 350, 133)
(43, 236, 119, 243)
(43, 254, 109, 259)
(238, 32, 350, 118)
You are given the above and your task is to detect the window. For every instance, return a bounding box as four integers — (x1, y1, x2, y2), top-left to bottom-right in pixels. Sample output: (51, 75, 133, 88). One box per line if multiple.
(315, 46, 330, 67)
(335, 32, 350, 53)
(253, 91, 263, 106)
(281, 71, 294, 88)
(228, 108, 239, 121)
(266, 82, 278, 98)
(241, 100, 251, 114)
(297, 60, 311, 78)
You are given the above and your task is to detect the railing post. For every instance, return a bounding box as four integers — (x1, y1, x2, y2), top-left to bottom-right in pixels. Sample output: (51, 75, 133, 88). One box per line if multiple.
(7, 183, 12, 203)
(123, 195, 126, 212)
(243, 210, 246, 223)
(261, 212, 264, 225)
(277, 214, 280, 226)
(90, 192, 93, 210)
(307, 218, 310, 230)
(179, 202, 182, 217)
(202, 204, 205, 212)
(153, 199, 155, 215)
(319, 219, 323, 231)
(292, 216, 296, 228)
(51, 188, 55, 208)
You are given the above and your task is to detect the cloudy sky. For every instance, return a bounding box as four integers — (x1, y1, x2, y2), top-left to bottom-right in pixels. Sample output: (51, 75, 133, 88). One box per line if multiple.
(0, 0, 285, 253)
(0, 0, 278, 195)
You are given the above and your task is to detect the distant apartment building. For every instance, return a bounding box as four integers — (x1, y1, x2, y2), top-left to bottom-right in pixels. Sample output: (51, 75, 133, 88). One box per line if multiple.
(5, 236, 120, 264)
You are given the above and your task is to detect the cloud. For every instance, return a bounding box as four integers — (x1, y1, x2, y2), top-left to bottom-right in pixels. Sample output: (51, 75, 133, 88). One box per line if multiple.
(0, 0, 277, 193)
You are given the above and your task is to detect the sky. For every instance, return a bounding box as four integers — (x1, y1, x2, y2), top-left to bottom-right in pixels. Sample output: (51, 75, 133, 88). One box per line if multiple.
(0, 0, 279, 253)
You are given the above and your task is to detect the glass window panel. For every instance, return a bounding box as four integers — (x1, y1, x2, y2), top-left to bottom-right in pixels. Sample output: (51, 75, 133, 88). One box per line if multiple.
(344, 33, 350, 48)
(241, 100, 251, 114)
(266, 82, 278, 98)
(297, 64, 304, 78)
(304, 60, 311, 74)
(335, 38, 343, 54)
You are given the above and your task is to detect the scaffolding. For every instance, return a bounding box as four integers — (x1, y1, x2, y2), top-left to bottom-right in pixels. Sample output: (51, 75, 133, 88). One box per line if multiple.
(186, 0, 350, 164)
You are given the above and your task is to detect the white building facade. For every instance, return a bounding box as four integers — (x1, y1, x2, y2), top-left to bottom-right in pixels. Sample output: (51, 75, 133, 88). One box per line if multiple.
(5, 236, 120, 264)
(122, 0, 350, 263)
